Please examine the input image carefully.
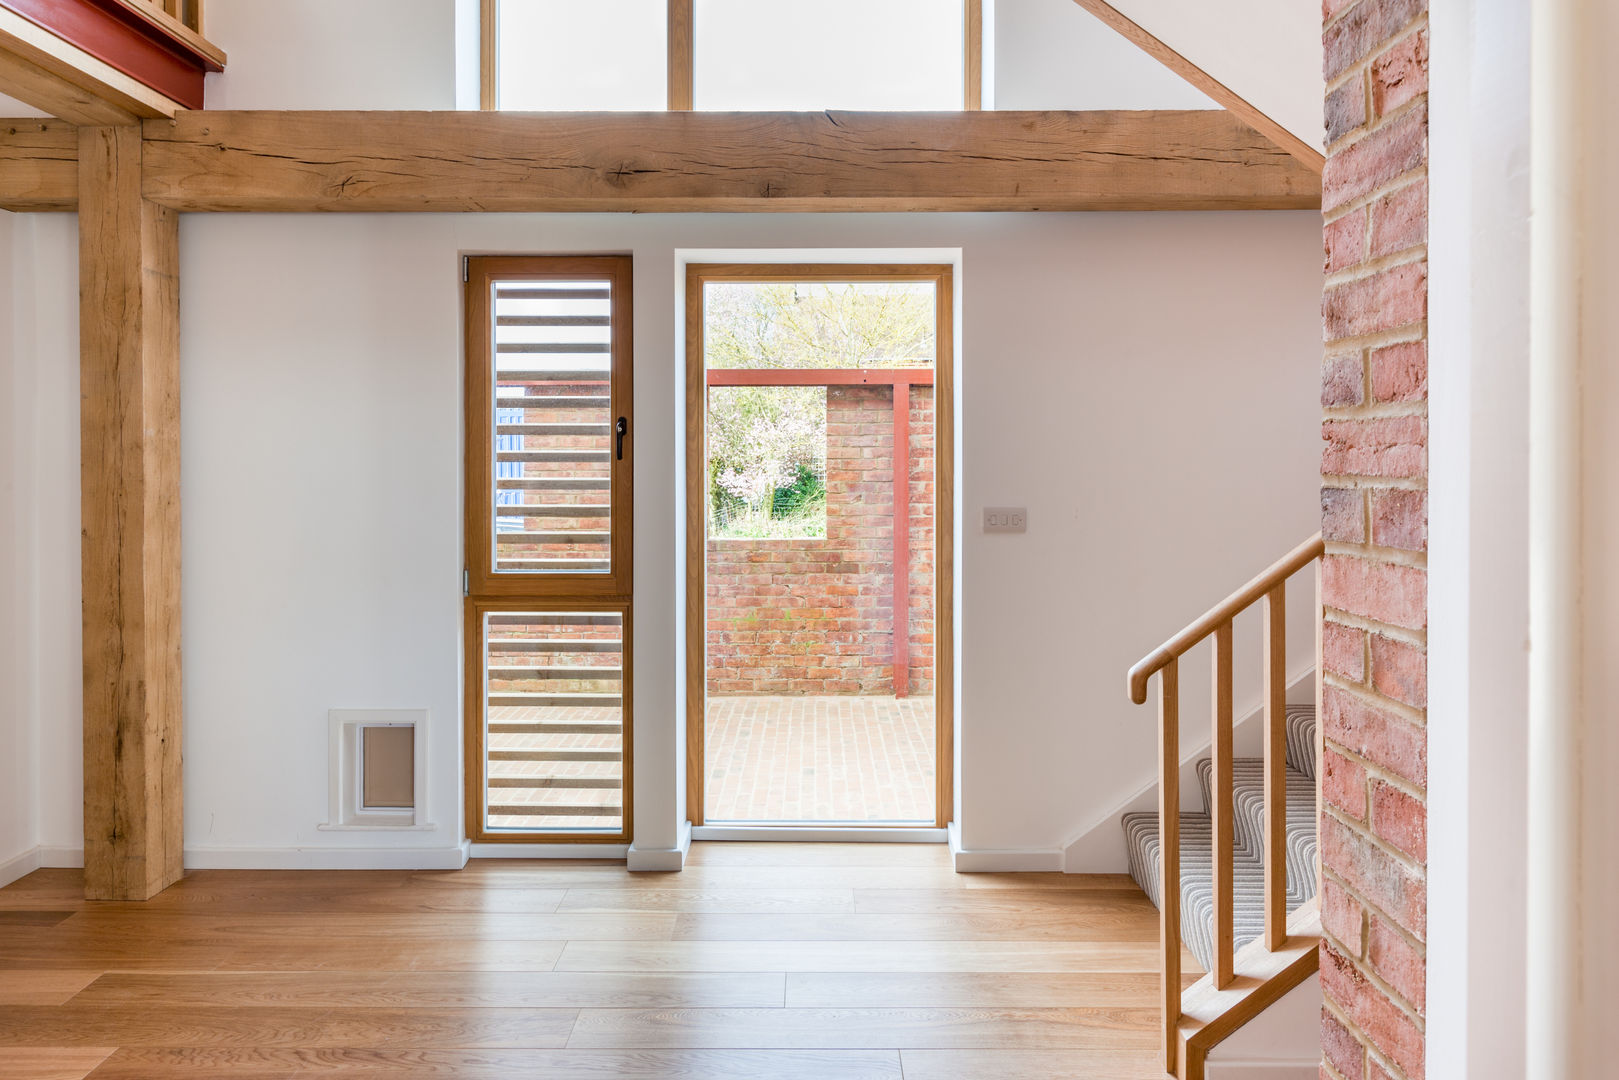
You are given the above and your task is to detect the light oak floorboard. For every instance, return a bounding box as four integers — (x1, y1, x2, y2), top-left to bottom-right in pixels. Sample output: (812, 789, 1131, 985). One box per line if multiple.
(557, 888, 856, 914)
(682, 843, 949, 867)
(53, 911, 676, 941)
(668, 911, 1156, 941)
(900, 1047, 1167, 1079)
(0, 855, 1175, 1072)
(785, 971, 1165, 1008)
(566, 1006, 1159, 1049)
(555, 940, 1160, 973)
(0, 1047, 115, 1080)
(0, 1006, 578, 1049)
(84, 1047, 905, 1079)
(0, 970, 101, 1005)
(73, 972, 787, 1010)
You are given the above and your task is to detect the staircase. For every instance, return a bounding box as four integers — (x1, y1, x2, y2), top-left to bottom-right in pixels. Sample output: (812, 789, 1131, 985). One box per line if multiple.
(1122, 704, 1318, 973)
(1126, 533, 1326, 1080)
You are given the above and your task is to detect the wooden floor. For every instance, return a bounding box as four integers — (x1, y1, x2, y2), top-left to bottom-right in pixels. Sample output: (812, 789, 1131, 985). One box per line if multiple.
(0, 843, 1194, 1079)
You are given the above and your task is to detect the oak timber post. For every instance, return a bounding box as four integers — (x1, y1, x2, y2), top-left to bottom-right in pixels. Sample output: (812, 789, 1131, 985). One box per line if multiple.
(78, 124, 183, 901)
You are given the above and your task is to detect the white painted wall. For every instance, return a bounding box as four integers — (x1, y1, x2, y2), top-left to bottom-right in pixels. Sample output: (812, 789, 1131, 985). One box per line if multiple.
(992, 0, 1215, 111)
(0, 208, 31, 881)
(203, 0, 457, 110)
(0, 211, 81, 884)
(7, 2, 1321, 869)
(1105, 0, 1323, 152)
(1206, 973, 1322, 1078)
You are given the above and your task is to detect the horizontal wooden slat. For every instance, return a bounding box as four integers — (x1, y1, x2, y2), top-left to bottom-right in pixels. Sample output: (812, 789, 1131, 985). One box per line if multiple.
(491, 531, 609, 546)
(492, 558, 612, 570)
(497, 477, 610, 490)
(130, 110, 1320, 213)
(487, 776, 620, 789)
(496, 423, 611, 436)
(496, 288, 611, 300)
(488, 748, 622, 762)
(496, 315, 611, 326)
(488, 693, 623, 709)
(489, 804, 623, 817)
(494, 396, 611, 410)
(487, 719, 623, 734)
(486, 638, 621, 652)
(488, 665, 622, 680)
(495, 370, 611, 383)
(494, 450, 610, 463)
(496, 342, 611, 354)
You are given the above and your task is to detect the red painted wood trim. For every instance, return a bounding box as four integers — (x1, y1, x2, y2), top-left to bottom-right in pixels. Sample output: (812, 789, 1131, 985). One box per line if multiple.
(0, 0, 214, 109)
(706, 368, 935, 387)
(892, 381, 910, 698)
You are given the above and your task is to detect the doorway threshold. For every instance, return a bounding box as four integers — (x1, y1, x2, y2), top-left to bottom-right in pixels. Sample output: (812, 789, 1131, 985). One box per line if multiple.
(691, 825, 948, 843)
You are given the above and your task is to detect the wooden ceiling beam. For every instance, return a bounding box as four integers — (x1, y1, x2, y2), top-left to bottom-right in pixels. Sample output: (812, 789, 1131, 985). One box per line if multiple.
(0, 116, 76, 209)
(1, 109, 1323, 214)
(136, 109, 1319, 213)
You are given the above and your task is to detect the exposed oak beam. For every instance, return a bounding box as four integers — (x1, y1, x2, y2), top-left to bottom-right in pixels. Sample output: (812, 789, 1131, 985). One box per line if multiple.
(0, 116, 75, 209)
(135, 109, 1320, 212)
(1069, 0, 1325, 174)
(78, 124, 184, 902)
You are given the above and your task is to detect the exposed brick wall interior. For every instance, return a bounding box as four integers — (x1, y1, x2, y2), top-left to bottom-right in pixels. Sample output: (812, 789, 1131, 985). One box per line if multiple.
(1320, 1, 1429, 1078)
(706, 384, 935, 695)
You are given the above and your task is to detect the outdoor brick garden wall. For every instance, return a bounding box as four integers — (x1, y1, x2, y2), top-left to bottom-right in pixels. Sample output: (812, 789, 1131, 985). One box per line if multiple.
(1319, 1, 1429, 1077)
(706, 384, 934, 696)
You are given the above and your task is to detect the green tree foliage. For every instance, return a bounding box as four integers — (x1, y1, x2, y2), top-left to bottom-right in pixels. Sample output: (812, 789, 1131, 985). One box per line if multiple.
(705, 281, 935, 539)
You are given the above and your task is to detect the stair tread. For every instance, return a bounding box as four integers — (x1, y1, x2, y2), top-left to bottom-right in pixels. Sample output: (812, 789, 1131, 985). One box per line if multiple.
(1121, 703, 1319, 973)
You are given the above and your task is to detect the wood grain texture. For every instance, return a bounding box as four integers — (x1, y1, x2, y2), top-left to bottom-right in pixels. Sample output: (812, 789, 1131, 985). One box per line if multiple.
(77, 124, 183, 903)
(0, 1047, 115, 1080)
(1263, 584, 1288, 949)
(667, 0, 692, 110)
(1067, 0, 1324, 173)
(0, 970, 101, 1005)
(1156, 656, 1181, 1072)
(1209, 620, 1235, 988)
(0, 853, 1175, 1079)
(87, 1047, 906, 1079)
(137, 109, 1321, 212)
(0, 118, 76, 210)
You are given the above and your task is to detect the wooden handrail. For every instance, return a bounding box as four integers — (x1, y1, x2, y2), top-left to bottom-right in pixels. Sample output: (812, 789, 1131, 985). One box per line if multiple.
(1127, 532, 1325, 705)
(1129, 531, 1325, 1074)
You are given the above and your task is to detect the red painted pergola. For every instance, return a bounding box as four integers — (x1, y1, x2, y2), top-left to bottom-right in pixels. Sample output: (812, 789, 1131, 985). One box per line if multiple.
(706, 366, 934, 697)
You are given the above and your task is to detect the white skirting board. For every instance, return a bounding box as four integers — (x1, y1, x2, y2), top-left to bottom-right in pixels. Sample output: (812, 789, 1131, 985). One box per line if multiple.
(948, 822, 1063, 872)
(626, 819, 692, 871)
(0, 846, 43, 889)
(183, 842, 472, 870)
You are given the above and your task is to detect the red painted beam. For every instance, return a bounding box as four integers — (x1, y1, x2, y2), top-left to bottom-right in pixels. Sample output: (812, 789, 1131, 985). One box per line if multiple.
(706, 368, 934, 387)
(1, 0, 219, 109)
(892, 382, 910, 698)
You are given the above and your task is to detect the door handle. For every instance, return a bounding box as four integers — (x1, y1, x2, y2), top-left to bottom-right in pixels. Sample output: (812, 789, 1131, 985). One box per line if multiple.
(616, 416, 628, 460)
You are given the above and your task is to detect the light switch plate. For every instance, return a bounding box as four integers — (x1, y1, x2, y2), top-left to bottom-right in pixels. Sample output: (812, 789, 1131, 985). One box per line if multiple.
(983, 507, 1028, 533)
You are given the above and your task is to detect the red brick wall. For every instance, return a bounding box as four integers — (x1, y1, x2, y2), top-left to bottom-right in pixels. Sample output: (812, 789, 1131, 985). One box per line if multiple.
(706, 384, 935, 695)
(1320, 1, 1429, 1078)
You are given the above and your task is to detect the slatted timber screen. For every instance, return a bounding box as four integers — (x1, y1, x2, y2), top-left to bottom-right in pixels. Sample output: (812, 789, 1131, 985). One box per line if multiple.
(465, 256, 633, 843)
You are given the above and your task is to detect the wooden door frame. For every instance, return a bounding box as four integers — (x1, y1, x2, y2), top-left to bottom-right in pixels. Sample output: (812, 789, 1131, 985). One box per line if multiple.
(463, 254, 634, 844)
(683, 262, 955, 829)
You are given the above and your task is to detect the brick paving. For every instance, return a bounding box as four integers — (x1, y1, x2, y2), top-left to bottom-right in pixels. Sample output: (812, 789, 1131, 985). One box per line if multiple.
(704, 695, 936, 823)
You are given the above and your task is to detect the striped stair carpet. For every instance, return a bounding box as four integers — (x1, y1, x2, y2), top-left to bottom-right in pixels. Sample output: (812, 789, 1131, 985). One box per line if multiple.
(1123, 704, 1318, 972)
